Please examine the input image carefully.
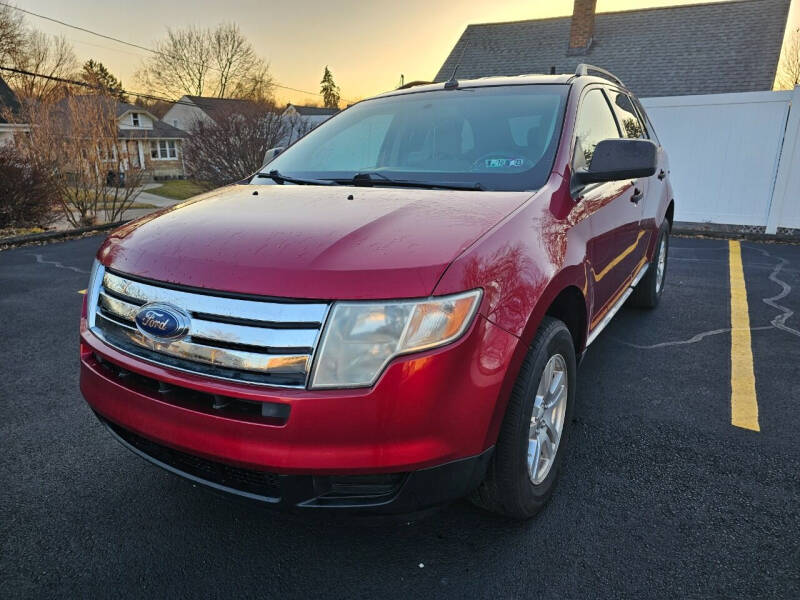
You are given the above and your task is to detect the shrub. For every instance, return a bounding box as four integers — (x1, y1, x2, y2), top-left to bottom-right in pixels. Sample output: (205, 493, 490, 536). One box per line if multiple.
(0, 146, 58, 229)
(183, 101, 308, 188)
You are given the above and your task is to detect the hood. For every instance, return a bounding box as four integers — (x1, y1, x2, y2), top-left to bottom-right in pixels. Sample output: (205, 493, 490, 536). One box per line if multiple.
(99, 184, 532, 299)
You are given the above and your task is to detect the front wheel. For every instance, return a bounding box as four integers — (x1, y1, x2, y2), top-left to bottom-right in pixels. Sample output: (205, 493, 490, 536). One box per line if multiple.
(628, 223, 669, 308)
(471, 316, 576, 519)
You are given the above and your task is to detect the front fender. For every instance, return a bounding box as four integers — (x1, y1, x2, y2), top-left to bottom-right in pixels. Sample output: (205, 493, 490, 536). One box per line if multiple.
(433, 176, 591, 447)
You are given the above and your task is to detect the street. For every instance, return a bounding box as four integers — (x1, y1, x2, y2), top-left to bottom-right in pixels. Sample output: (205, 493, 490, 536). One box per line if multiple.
(1, 234, 798, 598)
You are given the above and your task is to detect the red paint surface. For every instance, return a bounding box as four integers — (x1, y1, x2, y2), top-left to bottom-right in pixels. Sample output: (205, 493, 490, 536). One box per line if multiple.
(81, 78, 672, 473)
(81, 315, 517, 473)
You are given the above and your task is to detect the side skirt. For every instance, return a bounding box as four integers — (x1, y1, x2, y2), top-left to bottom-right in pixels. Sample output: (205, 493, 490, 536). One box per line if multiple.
(585, 262, 649, 347)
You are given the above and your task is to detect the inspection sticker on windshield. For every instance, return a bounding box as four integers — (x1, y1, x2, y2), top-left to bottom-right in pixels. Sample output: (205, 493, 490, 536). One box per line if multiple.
(485, 158, 524, 168)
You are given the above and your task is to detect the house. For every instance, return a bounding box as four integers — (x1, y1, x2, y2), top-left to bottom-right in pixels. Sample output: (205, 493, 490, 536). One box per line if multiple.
(0, 75, 28, 146)
(114, 102, 187, 180)
(162, 96, 261, 132)
(281, 104, 338, 145)
(282, 104, 337, 126)
(435, 0, 791, 97)
(55, 96, 187, 181)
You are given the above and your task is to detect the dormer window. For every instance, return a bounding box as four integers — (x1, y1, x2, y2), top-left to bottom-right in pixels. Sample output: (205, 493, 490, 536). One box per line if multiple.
(131, 113, 140, 127)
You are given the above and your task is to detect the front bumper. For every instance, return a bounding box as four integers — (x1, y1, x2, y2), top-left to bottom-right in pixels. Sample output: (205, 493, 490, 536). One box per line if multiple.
(99, 412, 493, 514)
(80, 314, 518, 512)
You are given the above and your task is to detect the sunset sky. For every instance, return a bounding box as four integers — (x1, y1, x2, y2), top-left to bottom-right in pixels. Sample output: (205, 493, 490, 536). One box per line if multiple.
(19, 0, 800, 105)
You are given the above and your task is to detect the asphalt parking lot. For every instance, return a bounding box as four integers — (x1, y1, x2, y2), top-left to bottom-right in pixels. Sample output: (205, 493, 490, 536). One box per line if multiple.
(1, 234, 798, 599)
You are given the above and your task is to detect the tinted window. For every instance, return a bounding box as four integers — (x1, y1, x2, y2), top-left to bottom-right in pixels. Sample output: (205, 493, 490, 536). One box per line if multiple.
(259, 85, 569, 192)
(610, 91, 646, 139)
(573, 89, 620, 168)
(303, 113, 393, 171)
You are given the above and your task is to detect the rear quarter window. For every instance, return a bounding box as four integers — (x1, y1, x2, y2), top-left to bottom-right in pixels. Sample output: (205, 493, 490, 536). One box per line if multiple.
(609, 91, 647, 139)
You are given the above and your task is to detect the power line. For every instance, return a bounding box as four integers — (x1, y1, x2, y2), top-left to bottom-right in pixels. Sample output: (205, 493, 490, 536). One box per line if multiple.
(0, 65, 203, 108)
(0, 1, 355, 103)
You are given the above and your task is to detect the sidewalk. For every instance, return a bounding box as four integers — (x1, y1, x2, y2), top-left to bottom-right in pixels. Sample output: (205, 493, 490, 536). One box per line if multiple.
(48, 183, 184, 232)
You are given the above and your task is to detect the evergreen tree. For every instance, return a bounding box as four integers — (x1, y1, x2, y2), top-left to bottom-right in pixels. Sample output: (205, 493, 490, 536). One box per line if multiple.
(81, 60, 127, 101)
(320, 66, 340, 109)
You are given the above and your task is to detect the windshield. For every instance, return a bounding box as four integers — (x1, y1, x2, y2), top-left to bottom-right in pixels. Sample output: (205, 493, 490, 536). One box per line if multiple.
(255, 85, 568, 191)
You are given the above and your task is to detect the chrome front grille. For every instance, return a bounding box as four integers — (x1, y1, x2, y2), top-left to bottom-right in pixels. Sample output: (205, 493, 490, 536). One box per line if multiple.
(88, 266, 329, 387)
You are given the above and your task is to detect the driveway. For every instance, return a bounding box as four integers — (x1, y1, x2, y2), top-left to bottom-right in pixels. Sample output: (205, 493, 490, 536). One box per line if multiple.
(0, 235, 798, 598)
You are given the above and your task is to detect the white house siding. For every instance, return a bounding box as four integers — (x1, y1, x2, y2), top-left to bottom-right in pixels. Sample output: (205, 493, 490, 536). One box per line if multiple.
(118, 111, 155, 130)
(641, 89, 800, 232)
(162, 98, 214, 132)
(281, 112, 334, 146)
(0, 125, 27, 147)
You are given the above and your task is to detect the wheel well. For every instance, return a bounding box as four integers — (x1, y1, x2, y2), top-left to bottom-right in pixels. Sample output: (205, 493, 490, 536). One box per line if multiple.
(545, 286, 587, 354)
(665, 200, 675, 231)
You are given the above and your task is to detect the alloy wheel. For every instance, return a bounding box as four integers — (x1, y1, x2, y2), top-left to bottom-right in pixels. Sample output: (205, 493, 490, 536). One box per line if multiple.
(527, 354, 568, 485)
(655, 237, 667, 294)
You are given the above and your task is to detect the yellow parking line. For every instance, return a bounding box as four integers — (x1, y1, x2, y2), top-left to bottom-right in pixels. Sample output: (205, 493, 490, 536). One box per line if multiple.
(729, 241, 759, 431)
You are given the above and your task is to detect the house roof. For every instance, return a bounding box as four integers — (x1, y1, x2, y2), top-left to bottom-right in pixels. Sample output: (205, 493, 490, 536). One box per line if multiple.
(114, 101, 156, 119)
(53, 96, 187, 138)
(0, 75, 22, 123)
(286, 104, 339, 116)
(183, 96, 262, 121)
(119, 119, 187, 139)
(434, 0, 791, 97)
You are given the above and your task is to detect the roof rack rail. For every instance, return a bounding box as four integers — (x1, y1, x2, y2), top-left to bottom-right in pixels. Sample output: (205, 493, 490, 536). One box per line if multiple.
(575, 64, 625, 88)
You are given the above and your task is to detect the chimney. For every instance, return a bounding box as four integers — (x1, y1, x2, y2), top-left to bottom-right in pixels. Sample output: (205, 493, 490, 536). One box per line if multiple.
(569, 0, 597, 53)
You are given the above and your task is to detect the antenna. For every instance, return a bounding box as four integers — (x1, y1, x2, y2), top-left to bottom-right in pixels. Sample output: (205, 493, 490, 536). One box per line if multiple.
(444, 36, 470, 90)
(444, 64, 459, 89)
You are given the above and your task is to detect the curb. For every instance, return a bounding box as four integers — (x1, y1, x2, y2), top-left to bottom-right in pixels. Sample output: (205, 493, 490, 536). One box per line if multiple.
(672, 225, 800, 244)
(0, 221, 129, 248)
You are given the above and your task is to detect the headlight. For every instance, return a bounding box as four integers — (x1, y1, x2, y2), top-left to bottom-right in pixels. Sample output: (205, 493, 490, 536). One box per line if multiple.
(310, 289, 482, 389)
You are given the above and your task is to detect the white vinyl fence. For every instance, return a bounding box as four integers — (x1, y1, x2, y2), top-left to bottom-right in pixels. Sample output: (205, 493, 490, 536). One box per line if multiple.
(641, 87, 800, 232)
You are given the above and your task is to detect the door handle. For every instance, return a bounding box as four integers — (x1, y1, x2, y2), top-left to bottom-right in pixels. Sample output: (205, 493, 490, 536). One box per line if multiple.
(631, 187, 643, 204)
(657, 169, 666, 180)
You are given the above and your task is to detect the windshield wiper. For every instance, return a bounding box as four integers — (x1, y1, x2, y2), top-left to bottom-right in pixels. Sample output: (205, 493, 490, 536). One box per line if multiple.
(344, 172, 484, 191)
(256, 170, 337, 186)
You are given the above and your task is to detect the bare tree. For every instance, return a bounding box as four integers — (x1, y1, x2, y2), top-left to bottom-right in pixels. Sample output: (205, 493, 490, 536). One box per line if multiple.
(137, 26, 211, 98)
(183, 101, 301, 187)
(137, 23, 273, 100)
(17, 94, 147, 226)
(9, 32, 78, 101)
(212, 23, 273, 100)
(0, 3, 25, 67)
(778, 28, 800, 90)
(129, 96, 172, 119)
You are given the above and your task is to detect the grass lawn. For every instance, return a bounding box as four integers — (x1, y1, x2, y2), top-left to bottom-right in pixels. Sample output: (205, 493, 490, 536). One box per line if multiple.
(96, 202, 156, 210)
(147, 180, 209, 201)
(0, 227, 46, 239)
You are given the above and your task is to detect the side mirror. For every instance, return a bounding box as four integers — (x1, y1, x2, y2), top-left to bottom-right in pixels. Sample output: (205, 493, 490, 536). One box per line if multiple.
(574, 138, 657, 185)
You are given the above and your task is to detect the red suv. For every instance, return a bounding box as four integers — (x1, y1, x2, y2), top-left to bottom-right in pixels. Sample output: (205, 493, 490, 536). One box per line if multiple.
(80, 64, 673, 519)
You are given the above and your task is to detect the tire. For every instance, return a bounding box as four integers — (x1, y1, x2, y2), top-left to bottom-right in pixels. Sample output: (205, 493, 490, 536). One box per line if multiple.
(471, 316, 576, 519)
(628, 222, 669, 309)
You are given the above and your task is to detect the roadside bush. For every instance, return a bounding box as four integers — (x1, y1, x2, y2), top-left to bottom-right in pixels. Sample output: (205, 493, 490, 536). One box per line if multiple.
(183, 101, 308, 188)
(0, 146, 58, 229)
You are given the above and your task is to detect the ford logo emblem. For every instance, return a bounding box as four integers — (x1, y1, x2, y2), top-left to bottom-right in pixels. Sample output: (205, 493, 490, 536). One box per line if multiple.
(134, 303, 191, 342)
